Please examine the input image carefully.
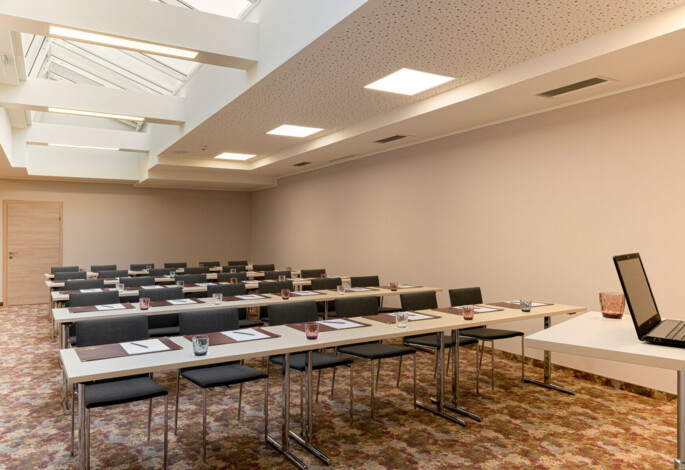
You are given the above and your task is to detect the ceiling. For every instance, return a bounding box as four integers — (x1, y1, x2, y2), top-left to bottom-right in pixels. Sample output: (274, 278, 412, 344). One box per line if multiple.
(2, 0, 685, 191)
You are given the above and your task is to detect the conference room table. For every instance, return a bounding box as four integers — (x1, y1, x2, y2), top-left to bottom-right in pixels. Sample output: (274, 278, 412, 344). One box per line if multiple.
(44, 266, 299, 280)
(61, 299, 585, 469)
(526, 311, 685, 470)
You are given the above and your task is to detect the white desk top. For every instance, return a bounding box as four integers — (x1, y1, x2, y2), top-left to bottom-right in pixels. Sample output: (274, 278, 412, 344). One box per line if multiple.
(526, 311, 685, 371)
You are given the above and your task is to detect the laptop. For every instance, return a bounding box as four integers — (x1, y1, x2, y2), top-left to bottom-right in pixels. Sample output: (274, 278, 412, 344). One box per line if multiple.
(614, 253, 685, 347)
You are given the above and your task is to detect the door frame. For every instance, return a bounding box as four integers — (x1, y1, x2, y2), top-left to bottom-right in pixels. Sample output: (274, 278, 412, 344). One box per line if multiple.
(3, 200, 63, 306)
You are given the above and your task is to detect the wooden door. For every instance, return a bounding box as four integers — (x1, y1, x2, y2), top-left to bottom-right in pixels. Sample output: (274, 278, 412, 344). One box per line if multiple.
(3, 200, 62, 305)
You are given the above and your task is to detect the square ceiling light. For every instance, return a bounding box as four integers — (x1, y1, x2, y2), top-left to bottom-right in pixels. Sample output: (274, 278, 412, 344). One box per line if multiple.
(267, 124, 323, 138)
(365, 68, 454, 95)
(214, 152, 256, 161)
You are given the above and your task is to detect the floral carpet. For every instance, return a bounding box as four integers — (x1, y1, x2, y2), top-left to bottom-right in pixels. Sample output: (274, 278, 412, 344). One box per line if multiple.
(0, 304, 677, 469)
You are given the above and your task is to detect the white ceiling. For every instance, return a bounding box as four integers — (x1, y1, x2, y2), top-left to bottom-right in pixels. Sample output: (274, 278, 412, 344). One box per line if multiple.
(3, 0, 685, 191)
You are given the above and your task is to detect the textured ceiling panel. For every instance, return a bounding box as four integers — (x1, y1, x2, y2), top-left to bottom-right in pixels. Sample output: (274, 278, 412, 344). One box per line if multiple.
(167, 0, 685, 160)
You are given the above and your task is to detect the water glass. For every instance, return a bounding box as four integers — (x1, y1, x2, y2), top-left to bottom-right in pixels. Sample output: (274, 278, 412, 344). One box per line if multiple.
(389, 281, 399, 292)
(115, 283, 124, 293)
(212, 292, 223, 305)
(305, 322, 319, 339)
(395, 311, 409, 328)
(599, 292, 625, 319)
(520, 299, 532, 312)
(145, 265, 152, 272)
(192, 335, 209, 356)
(169, 270, 176, 278)
(462, 304, 475, 320)
(337, 285, 346, 296)
(230, 268, 237, 273)
(286, 266, 292, 272)
(278, 274, 286, 282)
(176, 280, 185, 288)
(139, 297, 150, 310)
(281, 289, 291, 300)
(320, 273, 327, 279)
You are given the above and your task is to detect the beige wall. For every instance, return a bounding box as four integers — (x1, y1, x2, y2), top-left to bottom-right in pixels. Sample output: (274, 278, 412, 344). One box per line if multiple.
(251, 78, 685, 393)
(0, 179, 251, 301)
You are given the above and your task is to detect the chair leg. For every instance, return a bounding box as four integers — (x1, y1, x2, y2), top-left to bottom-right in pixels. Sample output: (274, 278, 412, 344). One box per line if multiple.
(202, 388, 207, 462)
(491, 340, 495, 391)
(148, 398, 153, 441)
(349, 363, 354, 424)
(433, 354, 438, 379)
(163, 395, 168, 469)
(264, 375, 269, 445)
(316, 369, 321, 403)
(299, 372, 304, 435)
(70, 384, 76, 456)
(446, 347, 452, 377)
(174, 371, 181, 435)
(476, 340, 484, 395)
(370, 360, 375, 420)
(375, 359, 381, 390)
(85, 408, 90, 469)
(412, 354, 417, 410)
(521, 335, 526, 380)
(330, 367, 336, 399)
(396, 355, 402, 388)
(238, 382, 244, 421)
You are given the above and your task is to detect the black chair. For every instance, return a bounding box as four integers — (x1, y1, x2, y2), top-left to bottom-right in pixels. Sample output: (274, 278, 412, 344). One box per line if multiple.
(308, 277, 342, 317)
(206, 284, 263, 328)
(222, 265, 248, 273)
(175, 309, 268, 461)
(334, 296, 417, 419)
(52, 265, 80, 273)
(175, 274, 207, 285)
(263, 270, 291, 280)
(120, 276, 156, 288)
(164, 262, 187, 269)
(183, 267, 211, 275)
(399, 291, 478, 377)
(216, 272, 248, 282)
(301, 268, 326, 279)
(97, 269, 129, 279)
(131, 263, 154, 270)
(258, 280, 294, 321)
(449, 287, 525, 394)
(198, 261, 220, 267)
(227, 260, 248, 266)
(64, 279, 105, 291)
(267, 302, 354, 423)
(350, 275, 401, 314)
(70, 315, 168, 467)
(54, 271, 87, 281)
(68, 290, 120, 309)
(252, 263, 275, 272)
(140, 287, 184, 337)
(91, 264, 116, 272)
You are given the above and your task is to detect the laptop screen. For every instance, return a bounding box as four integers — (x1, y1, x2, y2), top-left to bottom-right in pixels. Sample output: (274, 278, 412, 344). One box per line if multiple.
(614, 253, 661, 339)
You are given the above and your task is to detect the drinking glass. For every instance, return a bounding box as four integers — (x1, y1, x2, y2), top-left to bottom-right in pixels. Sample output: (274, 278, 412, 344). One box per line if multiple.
(599, 292, 625, 319)
(192, 335, 209, 356)
(305, 322, 319, 339)
(230, 268, 237, 273)
(389, 281, 399, 292)
(520, 299, 532, 312)
(169, 270, 176, 279)
(115, 283, 124, 293)
(281, 289, 291, 300)
(462, 304, 475, 320)
(212, 292, 223, 305)
(337, 285, 346, 296)
(395, 311, 409, 328)
(140, 297, 150, 310)
(176, 280, 184, 288)
(278, 275, 286, 282)
(145, 265, 152, 272)
(230, 277, 238, 284)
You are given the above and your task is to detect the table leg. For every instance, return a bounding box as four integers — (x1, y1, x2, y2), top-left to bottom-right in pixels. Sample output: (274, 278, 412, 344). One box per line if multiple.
(441, 330, 482, 422)
(77, 383, 88, 470)
(675, 370, 685, 470)
(266, 353, 307, 469)
(289, 350, 331, 465)
(523, 316, 575, 395)
(415, 331, 467, 426)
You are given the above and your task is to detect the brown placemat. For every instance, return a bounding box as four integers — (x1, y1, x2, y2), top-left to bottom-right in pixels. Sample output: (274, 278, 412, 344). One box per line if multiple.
(286, 318, 370, 333)
(344, 287, 380, 292)
(75, 337, 181, 362)
(432, 306, 506, 315)
(59, 289, 114, 294)
(379, 285, 423, 290)
(221, 294, 270, 302)
(148, 298, 204, 308)
(68, 303, 135, 314)
(183, 328, 279, 345)
(488, 301, 553, 309)
(363, 311, 440, 324)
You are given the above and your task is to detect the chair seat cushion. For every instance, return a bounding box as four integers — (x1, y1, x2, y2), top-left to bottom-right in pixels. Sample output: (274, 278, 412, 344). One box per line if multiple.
(404, 333, 478, 349)
(181, 363, 267, 388)
(337, 342, 415, 360)
(148, 326, 181, 337)
(239, 319, 264, 329)
(460, 327, 524, 340)
(85, 376, 167, 409)
(270, 351, 352, 372)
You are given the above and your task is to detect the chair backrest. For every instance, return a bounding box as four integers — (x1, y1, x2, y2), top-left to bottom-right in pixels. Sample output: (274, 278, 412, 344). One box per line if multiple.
(198, 261, 220, 267)
(68, 290, 120, 307)
(64, 279, 106, 290)
(206, 283, 246, 297)
(448, 287, 483, 306)
(252, 263, 275, 272)
(216, 272, 248, 282)
(130, 263, 154, 270)
(175, 274, 207, 284)
(120, 276, 155, 288)
(309, 277, 342, 290)
(400, 291, 438, 311)
(164, 262, 187, 269)
(263, 270, 291, 280)
(54, 271, 87, 281)
(268, 301, 318, 326)
(350, 275, 380, 288)
(184, 267, 210, 274)
(97, 270, 129, 279)
(140, 286, 183, 301)
(222, 265, 247, 273)
(301, 268, 326, 279)
(91, 264, 116, 272)
(334, 296, 379, 317)
(179, 308, 239, 335)
(149, 268, 172, 276)
(73, 315, 148, 347)
(258, 280, 294, 294)
(51, 266, 80, 273)
(227, 260, 248, 266)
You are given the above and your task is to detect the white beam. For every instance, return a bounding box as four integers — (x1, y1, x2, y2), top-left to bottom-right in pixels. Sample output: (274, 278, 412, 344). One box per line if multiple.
(0, 78, 184, 124)
(0, 0, 258, 69)
(25, 122, 149, 152)
(0, 29, 19, 85)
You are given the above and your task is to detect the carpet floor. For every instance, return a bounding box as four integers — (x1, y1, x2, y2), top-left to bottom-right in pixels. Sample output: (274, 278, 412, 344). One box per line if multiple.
(0, 304, 677, 469)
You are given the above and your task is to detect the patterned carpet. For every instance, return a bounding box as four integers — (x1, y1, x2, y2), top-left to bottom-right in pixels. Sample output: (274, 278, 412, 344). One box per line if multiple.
(0, 304, 677, 469)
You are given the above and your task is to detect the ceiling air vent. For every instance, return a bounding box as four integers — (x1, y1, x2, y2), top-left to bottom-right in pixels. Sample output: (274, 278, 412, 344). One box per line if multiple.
(374, 134, 407, 144)
(538, 77, 609, 98)
(293, 161, 311, 167)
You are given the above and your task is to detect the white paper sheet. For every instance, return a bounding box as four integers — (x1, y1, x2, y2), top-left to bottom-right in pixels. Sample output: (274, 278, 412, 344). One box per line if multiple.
(168, 298, 196, 305)
(388, 311, 434, 321)
(196, 282, 216, 286)
(398, 284, 417, 289)
(346, 287, 372, 292)
(221, 328, 270, 341)
(95, 303, 127, 311)
(141, 285, 164, 289)
(235, 294, 264, 300)
(121, 338, 170, 355)
(474, 306, 500, 313)
(292, 291, 320, 296)
(317, 319, 363, 330)
(80, 288, 102, 293)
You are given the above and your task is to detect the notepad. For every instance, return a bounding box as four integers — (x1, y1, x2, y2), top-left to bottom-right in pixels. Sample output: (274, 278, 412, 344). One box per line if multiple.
(317, 319, 363, 330)
(346, 287, 373, 292)
(235, 294, 264, 300)
(120, 338, 170, 355)
(167, 298, 196, 305)
(398, 284, 417, 289)
(221, 328, 271, 341)
(141, 285, 164, 289)
(473, 306, 500, 313)
(80, 288, 103, 293)
(388, 311, 434, 321)
(196, 282, 216, 286)
(94, 303, 127, 311)
(292, 291, 320, 296)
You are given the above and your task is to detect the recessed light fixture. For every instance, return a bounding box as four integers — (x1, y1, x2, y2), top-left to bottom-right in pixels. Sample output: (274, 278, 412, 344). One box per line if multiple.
(214, 152, 256, 161)
(48, 143, 120, 151)
(49, 25, 199, 60)
(267, 124, 323, 138)
(48, 107, 144, 122)
(365, 68, 454, 96)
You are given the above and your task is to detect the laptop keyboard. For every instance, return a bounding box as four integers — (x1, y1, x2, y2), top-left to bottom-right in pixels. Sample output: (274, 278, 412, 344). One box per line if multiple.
(666, 321, 685, 340)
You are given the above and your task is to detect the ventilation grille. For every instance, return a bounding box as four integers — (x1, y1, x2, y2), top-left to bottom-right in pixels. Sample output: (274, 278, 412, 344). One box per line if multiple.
(538, 77, 609, 98)
(374, 134, 407, 144)
(293, 161, 311, 167)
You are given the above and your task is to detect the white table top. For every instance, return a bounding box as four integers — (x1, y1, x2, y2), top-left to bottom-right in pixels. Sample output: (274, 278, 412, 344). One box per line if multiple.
(526, 311, 685, 371)
(60, 301, 584, 384)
